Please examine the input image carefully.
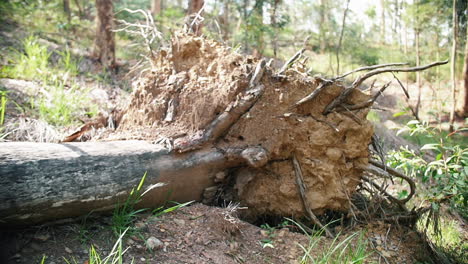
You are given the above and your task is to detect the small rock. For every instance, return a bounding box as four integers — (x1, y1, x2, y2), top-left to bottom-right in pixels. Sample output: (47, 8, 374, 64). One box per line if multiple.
(260, 230, 269, 237)
(30, 242, 42, 251)
(65, 246, 73, 254)
(146, 236, 163, 250)
(174, 219, 185, 226)
(214, 171, 226, 183)
(277, 229, 287, 238)
(140, 257, 146, 261)
(127, 238, 135, 245)
(34, 233, 50, 242)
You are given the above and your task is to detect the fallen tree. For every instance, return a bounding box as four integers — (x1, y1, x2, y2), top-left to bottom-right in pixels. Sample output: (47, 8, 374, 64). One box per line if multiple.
(0, 32, 447, 227)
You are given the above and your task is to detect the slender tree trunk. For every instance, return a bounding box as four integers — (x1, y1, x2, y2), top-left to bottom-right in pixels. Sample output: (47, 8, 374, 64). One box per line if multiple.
(221, 0, 230, 41)
(450, 0, 459, 131)
(380, 0, 386, 44)
(242, 0, 249, 53)
(414, 0, 421, 120)
(271, 0, 280, 58)
(73, 0, 83, 18)
(463, 5, 468, 117)
(187, 0, 205, 35)
(336, 0, 350, 75)
(93, 0, 115, 69)
(63, 0, 71, 23)
(151, 0, 162, 16)
(188, 0, 204, 14)
(319, 0, 327, 53)
(252, 0, 264, 57)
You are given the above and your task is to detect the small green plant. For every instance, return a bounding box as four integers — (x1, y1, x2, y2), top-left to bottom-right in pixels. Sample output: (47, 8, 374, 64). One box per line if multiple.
(57, 49, 81, 76)
(0, 90, 7, 125)
(1, 35, 50, 80)
(65, 228, 133, 264)
(152, 200, 194, 217)
(288, 218, 371, 264)
(111, 173, 148, 237)
(36, 79, 97, 126)
(388, 120, 467, 216)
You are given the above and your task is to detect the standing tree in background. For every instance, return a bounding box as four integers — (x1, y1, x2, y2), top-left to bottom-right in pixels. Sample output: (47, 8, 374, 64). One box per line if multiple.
(380, 0, 386, 44)
(270, 0, 281, 57)
(220, 0, 231, 41)
(151, 0, 162, 16)
(187, 0, 204, 35)
(463, 3, 468, 117)
(336, 0, 350, 75)
(449, 0, 458, 131)
(251, 0, 265, 57)
(63, 0, 71, 23)
(188, 0, 204, 14)
(318, 0, 329, 53)
(93, 0, 115, 69)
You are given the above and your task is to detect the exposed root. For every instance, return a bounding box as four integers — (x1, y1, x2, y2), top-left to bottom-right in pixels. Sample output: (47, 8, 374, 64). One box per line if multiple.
(322, 60, 448, 115)
(292, 155, 335, 238)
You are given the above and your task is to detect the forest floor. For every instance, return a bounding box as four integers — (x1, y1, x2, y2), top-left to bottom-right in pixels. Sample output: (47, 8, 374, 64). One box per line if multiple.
(2, 203, 431, 264)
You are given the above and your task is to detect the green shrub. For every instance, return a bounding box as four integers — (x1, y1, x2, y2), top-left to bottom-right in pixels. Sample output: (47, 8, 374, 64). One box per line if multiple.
(387, 120, 468, 217)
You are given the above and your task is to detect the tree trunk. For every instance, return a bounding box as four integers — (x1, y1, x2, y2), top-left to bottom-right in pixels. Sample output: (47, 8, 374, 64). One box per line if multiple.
(151, 0, 162, 16)
(63, 0, 71, 23)
(414, 0, 421, 120)
(73, 0, 84, 18)
(93, 0, 115, 69)
(252, 0, 265, 57)
(336, 0, 350, 75)
(188, 0, 204, 14)
(463, 4, 468, 117)
(0, 141, 265, 226)
(271, 0, 280, 58)
(319, 0, 327, 53)
(450, 0, 458, 131)
(380, 0, 386, 44)
(187, 0, 204, 35)
(221, 0, 230, 41)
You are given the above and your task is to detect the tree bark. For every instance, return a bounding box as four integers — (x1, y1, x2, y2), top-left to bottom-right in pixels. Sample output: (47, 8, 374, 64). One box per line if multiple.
(151, 0, 162, 16)
(336, 0, 350, 75)
(0, 141, 266, 226)
(414, 0, 421, 120)
(319, 0, 328, 53)
(63, 0, 71, 23)
(271, 0, 280, 58)
(188, 0, 204, 14)
(221, 0, 231, 41)
(450, 0, 458, 131)
(187, 0, 204, 35)
(463, 4, 468, 117)
(93, 0, 115, 69)
(380, 0, 386, 44)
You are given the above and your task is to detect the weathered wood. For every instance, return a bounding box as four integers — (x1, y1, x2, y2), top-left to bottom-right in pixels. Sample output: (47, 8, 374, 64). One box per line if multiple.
(0, 141, 266, 226)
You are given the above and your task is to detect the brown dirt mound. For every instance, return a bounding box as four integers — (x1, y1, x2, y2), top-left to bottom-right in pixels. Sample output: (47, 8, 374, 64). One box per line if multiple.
(115, 32, 374, 217)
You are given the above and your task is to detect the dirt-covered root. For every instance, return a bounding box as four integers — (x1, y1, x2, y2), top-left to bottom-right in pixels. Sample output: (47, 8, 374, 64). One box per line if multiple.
(114, 32, 374, 218)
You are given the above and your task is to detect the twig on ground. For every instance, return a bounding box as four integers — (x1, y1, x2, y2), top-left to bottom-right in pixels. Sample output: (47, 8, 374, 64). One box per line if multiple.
(292, 155, 335, 238)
